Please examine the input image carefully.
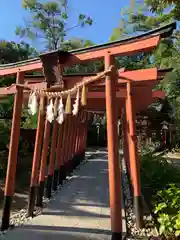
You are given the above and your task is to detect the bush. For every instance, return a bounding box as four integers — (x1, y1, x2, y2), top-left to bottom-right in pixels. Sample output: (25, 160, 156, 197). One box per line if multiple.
(141, 153, 180, 239)
(0, 150, 8, 178)
(139, 141, 160, 155)
(154, 184, 180, 238)
(0, 120, 10, 150)
(141, 153, 180, 196)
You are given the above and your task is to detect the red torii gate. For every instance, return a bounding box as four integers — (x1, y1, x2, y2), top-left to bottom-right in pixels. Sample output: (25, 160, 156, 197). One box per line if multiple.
(0, 21, 176, 240)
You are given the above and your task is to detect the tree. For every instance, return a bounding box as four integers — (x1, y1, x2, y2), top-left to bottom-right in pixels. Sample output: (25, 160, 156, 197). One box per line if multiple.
(145, 0, 180, 20)
(0, 40, 37, 87)
(112, 2, 180, 94)
(0, 40, 38, 134)
(17, 0, 93, 50)
(110, 1, 180, 84)
(110, 1, 180, 141)
(0, 40, 37, 64)
(61, 38, 104, 74)
(62, 38, 94, 51)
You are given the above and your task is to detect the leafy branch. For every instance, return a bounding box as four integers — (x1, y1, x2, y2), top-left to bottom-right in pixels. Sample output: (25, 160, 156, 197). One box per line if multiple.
(17, 0, 93, 50)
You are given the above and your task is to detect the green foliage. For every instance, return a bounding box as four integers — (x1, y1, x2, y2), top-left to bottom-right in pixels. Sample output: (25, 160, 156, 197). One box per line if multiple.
(64, 60, 103, 75)
(18, 0, 93, 50)
(0, 40, 38, 130)
(141, 153, 180, 195)
(154, 184, 180, 237)
(0, 40, 37, 87)
(0, 96, 14, 118)
(60, 38, 102, 74)
(0, 120, 10, 150)
(0, 150, 8, 177)
(21, 107, 38, 129)
(0, 40, 37, 64)
(145, 0, 180, 20)
(139, 141, 159, 155)
(141, 153, 180, 238)
(62, 38, 94, 51)
(0, 40, 38, 175)
(0, 96, 14, 151)
(87, 114, 107, 147)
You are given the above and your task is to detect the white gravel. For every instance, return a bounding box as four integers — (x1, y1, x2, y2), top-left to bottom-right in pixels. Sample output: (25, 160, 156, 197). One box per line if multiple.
(120, 155, 158, 239)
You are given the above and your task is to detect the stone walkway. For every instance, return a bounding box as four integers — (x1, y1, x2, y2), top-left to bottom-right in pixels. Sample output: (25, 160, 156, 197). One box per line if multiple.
(3, 150, 126, 240)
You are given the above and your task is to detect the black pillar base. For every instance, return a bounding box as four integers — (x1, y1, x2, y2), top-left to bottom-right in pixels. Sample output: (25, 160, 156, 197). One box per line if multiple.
(64, 163, 69, 179)
(52, 169, 58, 191)
(36, 181, 45, 207)
(134, 196, 144, 229)
(127, 180, 133, 201)
(58, 168, 63, 185)
(72, 156, 76, 170)
(65, 161, 70, 176)
(129, 183, 133, 199)
(125, 167, 133, 200)
(72, 152, 85, 169)
(63, 162, 68, 177)
(75, 154, 81, 166)
(73, 155, 78, 169)
(1, 196, 12, 231)
(81, 151, 85, 161)
(28, 186, 37, 217)
(61, 165, 67, 181)
(46, 175, 53, 199)
(111, 232, 122, 240)
(67, 159, 73, 175)
(78, 153, 82, 166)
(69, 159, 73, 173)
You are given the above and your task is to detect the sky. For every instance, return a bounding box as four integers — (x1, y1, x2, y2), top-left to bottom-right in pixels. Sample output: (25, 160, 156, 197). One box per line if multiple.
(0, 0, 131, 49)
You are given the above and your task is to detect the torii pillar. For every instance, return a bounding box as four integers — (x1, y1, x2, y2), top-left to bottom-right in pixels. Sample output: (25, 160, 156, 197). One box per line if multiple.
(105, 54, 122, 239)
(126, 82, 143, 228)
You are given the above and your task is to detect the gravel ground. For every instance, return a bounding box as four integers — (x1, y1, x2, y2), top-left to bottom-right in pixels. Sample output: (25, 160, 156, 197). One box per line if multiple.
(120, 155, 158, 240)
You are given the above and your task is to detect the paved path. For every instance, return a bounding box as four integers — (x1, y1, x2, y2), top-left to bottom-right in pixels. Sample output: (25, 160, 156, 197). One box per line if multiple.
(3, 150, 126, 240)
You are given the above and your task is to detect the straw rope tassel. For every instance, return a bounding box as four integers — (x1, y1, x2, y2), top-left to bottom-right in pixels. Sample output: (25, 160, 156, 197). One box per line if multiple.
(46, 98, 55, 123)
(65, 94, 71, 114)
(57, 97, 65, 124)
(72, 88, 80, 116)
(28, 91, 38, 115)
(81, 84, 87, 106)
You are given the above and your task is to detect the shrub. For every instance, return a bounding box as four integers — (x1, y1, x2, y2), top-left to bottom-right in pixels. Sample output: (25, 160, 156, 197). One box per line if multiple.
(140, 153, 180, 239)
(141, 153, 180, 196)
(154, 184, 180, 238)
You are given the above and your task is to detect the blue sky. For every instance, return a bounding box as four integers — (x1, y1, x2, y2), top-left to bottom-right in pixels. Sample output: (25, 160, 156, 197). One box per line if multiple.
(0, 0, 130, 49)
